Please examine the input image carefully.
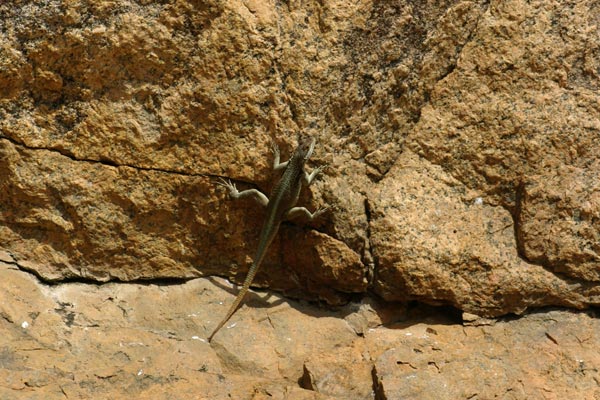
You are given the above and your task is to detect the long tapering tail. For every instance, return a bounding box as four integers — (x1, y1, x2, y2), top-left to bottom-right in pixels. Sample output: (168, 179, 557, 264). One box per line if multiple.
(208, 210, 281, 342)
(207, 260, 263, 342)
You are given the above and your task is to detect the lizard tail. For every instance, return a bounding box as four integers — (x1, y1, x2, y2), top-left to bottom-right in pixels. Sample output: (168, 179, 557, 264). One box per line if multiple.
(207, 261, 262, 342)
(208, 215, 280, 342)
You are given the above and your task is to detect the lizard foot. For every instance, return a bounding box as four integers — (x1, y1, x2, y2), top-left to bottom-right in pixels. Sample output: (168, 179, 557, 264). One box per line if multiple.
(216, 177, 240, 197)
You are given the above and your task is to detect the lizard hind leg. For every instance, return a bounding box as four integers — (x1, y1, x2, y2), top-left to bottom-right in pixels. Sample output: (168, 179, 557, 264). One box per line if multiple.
(285, 205, 330, 221)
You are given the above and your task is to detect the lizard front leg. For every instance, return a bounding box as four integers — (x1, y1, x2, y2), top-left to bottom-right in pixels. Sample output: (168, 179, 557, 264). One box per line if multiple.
(216, 178, 269, 207)
(291, 163, 328, 220)
(271, 140, 289, 171)
(302, 164, 327, 186)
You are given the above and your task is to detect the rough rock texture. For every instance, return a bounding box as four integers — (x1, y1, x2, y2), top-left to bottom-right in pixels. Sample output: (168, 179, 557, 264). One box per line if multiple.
(407, 0, 600, 303)
(1, 262, 600, 399)
(370, 150, 594, 316)
(517, 163, 600, 281)
(2, 0, 599, 314)
(1, 0, 600, 396)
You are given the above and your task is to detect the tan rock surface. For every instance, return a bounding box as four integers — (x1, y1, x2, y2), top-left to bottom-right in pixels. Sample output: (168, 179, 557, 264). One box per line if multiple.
(1, 262, 600, 399)
(1, 0, 600, 397)
(0, 261, 336, 399)
(370, 150, 596, 315)
(369, 308, 600, 399)
(408, 0, 600, 285)
(517, 162, 600, 281)
(2, 0, 599, 314)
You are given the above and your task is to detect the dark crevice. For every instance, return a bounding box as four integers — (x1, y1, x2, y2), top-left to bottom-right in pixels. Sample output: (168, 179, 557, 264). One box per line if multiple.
(297, 364, 314, 391)
(363, 197, 377, 289)
(372, 364, 385, 400)
(50, 274, 196, 287)
(4, 254, 197, 288)
(0, 134, 210, 179)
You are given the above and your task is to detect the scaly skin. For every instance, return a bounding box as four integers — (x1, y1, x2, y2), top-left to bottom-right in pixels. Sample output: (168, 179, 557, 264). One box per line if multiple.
(208, 136, 326, 342)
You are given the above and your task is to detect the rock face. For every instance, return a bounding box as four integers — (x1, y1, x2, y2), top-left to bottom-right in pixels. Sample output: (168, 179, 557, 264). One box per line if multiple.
(370, 150, 591, 316)
(2, 0, 598, 316)
(1, 0, 599, 397)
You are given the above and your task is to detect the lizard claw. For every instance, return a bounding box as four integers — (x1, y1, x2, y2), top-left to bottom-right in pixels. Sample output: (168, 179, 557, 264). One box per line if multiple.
(314, 164, 329, 176)
(312, 205, 331, 219)
(304, 163, 329, 186)
(270, 140, 281, 158)
(216, 178, 239, 197)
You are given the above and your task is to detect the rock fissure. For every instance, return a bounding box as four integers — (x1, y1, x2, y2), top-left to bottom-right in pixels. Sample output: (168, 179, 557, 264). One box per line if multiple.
(11, 256, 196, 287)
(0, 135, 209, 179)
(363, 197, 377, 289)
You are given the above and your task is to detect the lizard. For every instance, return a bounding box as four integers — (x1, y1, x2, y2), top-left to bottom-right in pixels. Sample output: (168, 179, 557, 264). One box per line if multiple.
(207, 135, 327, 342)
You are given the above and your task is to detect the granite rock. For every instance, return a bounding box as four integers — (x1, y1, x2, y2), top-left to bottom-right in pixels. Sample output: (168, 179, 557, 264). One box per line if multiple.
(1, 0, 598, 315)
(1, 0, 600, 396)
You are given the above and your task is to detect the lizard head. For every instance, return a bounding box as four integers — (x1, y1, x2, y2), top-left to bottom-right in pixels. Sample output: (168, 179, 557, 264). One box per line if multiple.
(296, 135, 316, 161)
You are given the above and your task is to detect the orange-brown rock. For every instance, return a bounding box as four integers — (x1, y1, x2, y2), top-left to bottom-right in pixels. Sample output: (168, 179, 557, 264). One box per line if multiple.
(1, 0, 599, 396)
(2, 0, 597, 312)
(370, 150, 592, 316)
(1, 262, 599, 399)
